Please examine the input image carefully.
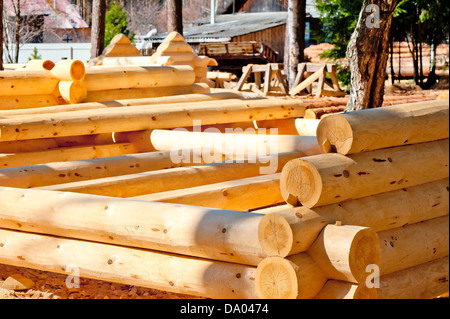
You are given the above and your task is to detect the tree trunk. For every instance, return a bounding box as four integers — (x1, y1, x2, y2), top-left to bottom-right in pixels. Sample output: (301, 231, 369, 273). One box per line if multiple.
(0, 0, 3, 71)
(346, 0, 398, 111)
(14, 1, 20, 63)
(167, 0, 183, 34)
(90, 0, 106, 59)
(284, 0, 306, 88)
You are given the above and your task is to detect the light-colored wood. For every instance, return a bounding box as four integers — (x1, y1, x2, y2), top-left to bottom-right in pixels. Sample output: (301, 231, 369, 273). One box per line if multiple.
(314, 280, 378, 299)
(289, 66, 325, 96)
(304, 106, 346, 119)
(57, 81, 87, 104)
(50, 59, 86, 81)
(102, 43, 141, 57)
(307, 224, 380, 283)
(378, 215, 449, 276)
(0, 135, 103, 153)
(255, 255, 327, 299)
(84, 83, 210, 102)
(378, 256, 449, 299)
(24, 59, 55, 71)
(258, 210, 327, 257)
(83, 65, 195, 91)
(0, 228, 258, 299)
(0, 94, 60, 110)
(156, 41, 193, 53)
(36, 152, 303, 197)
(0, 150, 202, 188)
(0, 70, 59, 96)
(294, 118, 320, 136)
(0, 98, 305, 142)
(148, 129, 324, 158)
(0, 143, 138, 168)
(0, 186, 270, 266)
(0, 92, 243, 117)
(132, 173, 283, 211)
(100, 56, 174, 66)
(255, 119, 299, 135)
(316, 99, 449, 155)
(280, 139, 449, 207)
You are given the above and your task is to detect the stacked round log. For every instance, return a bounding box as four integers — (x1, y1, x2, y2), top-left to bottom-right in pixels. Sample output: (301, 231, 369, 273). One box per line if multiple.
(273, 98, 449, 298)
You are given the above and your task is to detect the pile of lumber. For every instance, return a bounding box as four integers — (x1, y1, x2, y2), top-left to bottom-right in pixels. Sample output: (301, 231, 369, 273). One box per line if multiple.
(277, 99, 449, 299)
(0, 80, 448, 299)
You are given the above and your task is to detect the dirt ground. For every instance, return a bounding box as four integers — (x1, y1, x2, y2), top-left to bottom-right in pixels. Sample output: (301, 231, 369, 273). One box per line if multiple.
(0, 79, 447, 300)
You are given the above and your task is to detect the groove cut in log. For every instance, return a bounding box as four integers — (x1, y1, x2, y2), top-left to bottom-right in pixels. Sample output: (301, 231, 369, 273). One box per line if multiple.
(378, 256, 449, 299)
(280, 139, 449, 207)
(314, 280, 378, 299)
(0, 228, 258, 299)
(36, 152, 303, 197)
(0, 98, 305, 142)
(378, 215, 449, 276)
(307, 224, 380, 283)
(316, 99, 449, 155)
(255, 255, 327, 299)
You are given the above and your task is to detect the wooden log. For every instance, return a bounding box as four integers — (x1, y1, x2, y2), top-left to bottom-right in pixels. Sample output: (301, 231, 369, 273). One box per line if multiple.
(0, 186, 269, 266)
(0, 150, 202, 188)
(148, 129, 324, 158)
(0, 92, 243, 117)
(0, 143, 138, 168)
(156, 41, 193, 53)
(317, 99, 449, 155)
(35, 152, 303, 197)
(100, 56, 174, 66)
(0, 228, 258, 299)
(24, 59, 55, 71)
(102, 43, 141, 57)
(83, 65, 195, 91)
(0, 95, 60, 110)
(0, 70, 59, 96)
(304, 106, 346, 119)
(280, 139, 449, 207)
(307, 225, 380, 283)
(378, 215, 449, 276)
(0, 98, 305, 142)
(83, 83, 211, 102)
(258, 179, 449, 259)
(50, 59, 86, 81)
(314, 280, 378, 299)
(132, 173, 283, 211)
(378, 256, 449, 299)
(294, 118, 320, 136)
(255, 255, 328, 299)
(57, 81, 88, 104)
(254, 118, 299, 135)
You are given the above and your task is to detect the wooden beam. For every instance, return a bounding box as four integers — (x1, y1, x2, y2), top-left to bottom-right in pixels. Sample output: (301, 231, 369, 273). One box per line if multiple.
(289, 66, 325, 96)
(280, 139, 449, 207)
(0, 98, 305, 142)
(317, 99, 449, 155)
(314, 281, 378, 299)
(0, 228, 258, 299)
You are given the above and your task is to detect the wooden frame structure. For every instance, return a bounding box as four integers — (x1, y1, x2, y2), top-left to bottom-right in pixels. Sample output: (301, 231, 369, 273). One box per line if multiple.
(234, 63, 289, 96)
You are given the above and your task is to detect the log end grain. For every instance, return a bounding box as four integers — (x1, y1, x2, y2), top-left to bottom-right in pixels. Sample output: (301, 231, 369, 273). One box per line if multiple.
(255, 257, 298, 299)
(258, 213, 294, 258)
(316, 114, 354, 154)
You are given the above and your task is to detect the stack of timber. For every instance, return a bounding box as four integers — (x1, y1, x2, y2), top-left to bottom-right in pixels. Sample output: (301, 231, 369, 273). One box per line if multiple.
(276, 99, 449, 299)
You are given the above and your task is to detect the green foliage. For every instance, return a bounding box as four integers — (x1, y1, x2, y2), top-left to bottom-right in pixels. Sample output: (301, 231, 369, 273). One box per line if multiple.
(105, 1, 135, 47)
(28, 47, 42, 61)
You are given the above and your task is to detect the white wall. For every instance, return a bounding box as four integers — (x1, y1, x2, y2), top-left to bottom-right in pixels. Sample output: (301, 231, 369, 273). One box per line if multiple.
(4, 43, 92, 64)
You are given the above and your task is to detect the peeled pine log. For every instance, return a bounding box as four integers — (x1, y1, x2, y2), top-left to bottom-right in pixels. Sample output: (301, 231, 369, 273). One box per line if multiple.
(84, 83, 211, 102)
(258, 179, 449, 259)
(307, 225, 380, 283)
(254, 119, 299, 135)
(36, 152, 303, 197)
(24, 59, 55, 71)
(304, 106, 345, 119)
(50, 60, 86, 81)
(314, 281, 378, 299)
(83, 65, 195, 91)
(0, 70, 59, 96)
(149, 129, 324, 158)
(0, 91, 243, 117)
(255, 255, 327, 299)
(0, 228, 258, 299)
(57, 81, 87, 104)
(378, 256, 449, 299)
(317, 99, 449, 155)
(0, 98, 305, 142)
(280, 139, 449, 207)
(100, 56, 174, 66)
(0, 150, 201, 188)
(0, 143, 138, 168)
(0, 186, 271, 266)
(133, 173, 283, 211)
(0, 95, 60, 110)
(294, 118, 320, 136)
(378, 215, 449, 276)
